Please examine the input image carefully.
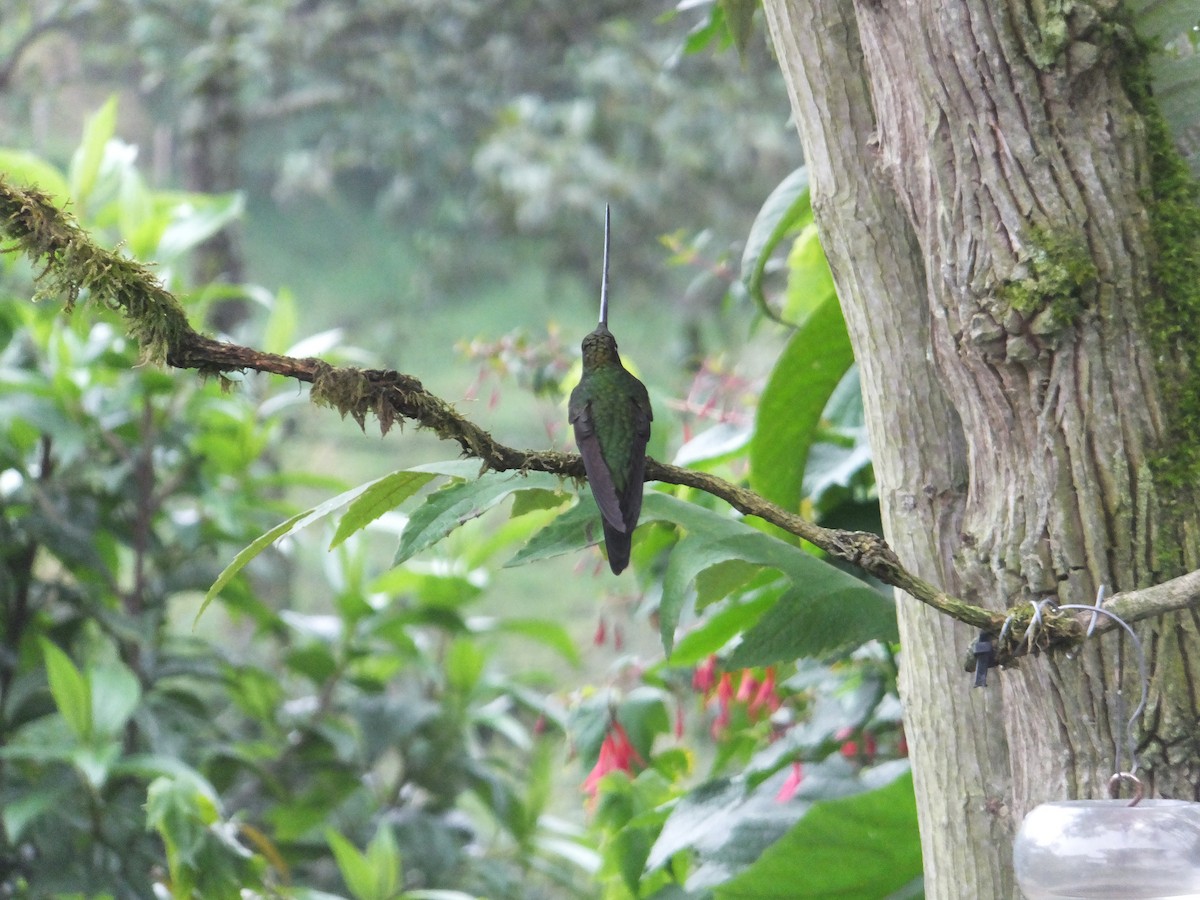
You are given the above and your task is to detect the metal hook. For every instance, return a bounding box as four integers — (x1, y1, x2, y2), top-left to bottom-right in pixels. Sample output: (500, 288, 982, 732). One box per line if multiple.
(1107, 771, 1144, 807)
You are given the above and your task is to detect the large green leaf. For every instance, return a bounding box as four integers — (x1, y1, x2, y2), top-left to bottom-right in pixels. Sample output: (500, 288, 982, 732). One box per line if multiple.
(728, 581, 898, 668)
(394, 471, 561, 565)
(201, 474, 398, 619)
(749, 293, 855, 512)
(643, 494, 892, 657)
(0, 150, 70, 202)
(505, 496, 600, 566)
(717, 765, 922, 899)
(741, 167, 812, 320)
(644, 772, 806, 890)
(330, 469, 437, 548)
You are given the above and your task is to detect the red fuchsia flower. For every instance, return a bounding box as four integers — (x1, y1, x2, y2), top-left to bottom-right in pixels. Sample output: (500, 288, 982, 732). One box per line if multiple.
(748, 667, 781, 719)
(582, 721, 644, 799)
(838, 728, 878, 762)
(776, 762, 804, 802)
(709, 672, 735, 738)
(692, 655, 718, 695)
(736, 671, 759, 703)
(593, 616, 607, 646)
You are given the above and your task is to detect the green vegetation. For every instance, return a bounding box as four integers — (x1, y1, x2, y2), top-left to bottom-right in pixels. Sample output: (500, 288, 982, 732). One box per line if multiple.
(1119, 34, 1200, 498)
(0, 93, 922, 895)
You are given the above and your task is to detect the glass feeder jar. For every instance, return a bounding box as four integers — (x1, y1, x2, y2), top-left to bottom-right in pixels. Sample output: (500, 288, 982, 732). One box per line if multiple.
(1014, 799, 1200, 899)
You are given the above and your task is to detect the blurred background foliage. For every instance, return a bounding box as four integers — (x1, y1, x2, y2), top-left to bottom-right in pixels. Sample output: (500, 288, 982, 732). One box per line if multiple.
(0, 1, 927, 898)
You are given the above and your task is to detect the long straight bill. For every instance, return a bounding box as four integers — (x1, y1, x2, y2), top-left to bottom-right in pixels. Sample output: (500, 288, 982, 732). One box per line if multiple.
(600, 204, 611, 327)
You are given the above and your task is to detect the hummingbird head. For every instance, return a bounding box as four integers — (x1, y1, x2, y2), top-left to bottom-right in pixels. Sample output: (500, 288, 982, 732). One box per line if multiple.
(581, 204, 621, 367)
(581, 324, 619, 367)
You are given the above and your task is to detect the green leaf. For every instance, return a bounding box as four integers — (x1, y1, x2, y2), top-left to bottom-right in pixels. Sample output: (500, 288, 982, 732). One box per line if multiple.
(1, 784, 69, 842)
(643, 493, 892, 657)
(1155, 53, 1200, 171)
(1131, 0, 1200, 40)
(510, 486, 570, 517)
(201, 474, 395, 620)
(0, 150, 70, 202)
(505, 496, 599, 566)
(365, 826, 402, 899)
(445, 637, 486, 694)
(741, 167, 812, 320)
(668, 592, 778, 666)
(328, 828, 394, 900)
(70, 741, 121, 791)
(716, 766, 921, 899)
(781, 223, 836, 325)
(645, 774, 804, 888)
(395, 471, 560, 564)
(90, 661, 141, 738)
(749, 293, 854, 512)
(720, 0, 758, 59)
(728, 582, 898, 669)
(40, 639, 92, 741)
(156, 191, 245, 260)
(330, 469, 438, 548)
(69, 96, 118, 207)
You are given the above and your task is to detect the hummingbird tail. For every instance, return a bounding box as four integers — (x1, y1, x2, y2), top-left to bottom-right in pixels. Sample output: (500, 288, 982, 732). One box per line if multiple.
(602, 518, 631, 575)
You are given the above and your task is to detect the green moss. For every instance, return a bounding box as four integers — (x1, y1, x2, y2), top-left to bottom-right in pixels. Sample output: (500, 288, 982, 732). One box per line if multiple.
(1120, 46, 1200, 491)
(999, 227, 1097, 332)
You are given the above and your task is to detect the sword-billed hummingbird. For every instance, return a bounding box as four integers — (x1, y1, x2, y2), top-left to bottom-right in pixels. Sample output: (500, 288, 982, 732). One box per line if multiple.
(569, 206, 653, 575)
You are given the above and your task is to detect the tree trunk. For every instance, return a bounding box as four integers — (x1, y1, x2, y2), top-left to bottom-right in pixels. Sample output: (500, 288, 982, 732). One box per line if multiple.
(180, 13, 247, 334)
(761, 0, 1200, 896)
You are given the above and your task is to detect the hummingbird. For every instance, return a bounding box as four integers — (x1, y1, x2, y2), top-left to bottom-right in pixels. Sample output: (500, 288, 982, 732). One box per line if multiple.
(569, 206, 653, 575)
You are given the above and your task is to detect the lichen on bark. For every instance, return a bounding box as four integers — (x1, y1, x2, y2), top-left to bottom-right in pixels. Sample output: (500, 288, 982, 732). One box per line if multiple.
(997, 226, 1097, 339)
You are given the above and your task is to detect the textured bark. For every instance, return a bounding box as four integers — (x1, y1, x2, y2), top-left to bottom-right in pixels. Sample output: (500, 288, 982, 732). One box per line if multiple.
(762, 0, 1200, 896)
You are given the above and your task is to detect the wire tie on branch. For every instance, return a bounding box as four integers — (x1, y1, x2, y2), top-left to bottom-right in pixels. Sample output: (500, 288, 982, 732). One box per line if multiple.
(1058, 585, 1149, 794)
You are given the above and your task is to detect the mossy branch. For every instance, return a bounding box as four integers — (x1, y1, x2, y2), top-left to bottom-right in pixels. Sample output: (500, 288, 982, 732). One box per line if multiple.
(2, 174, 1192, 665)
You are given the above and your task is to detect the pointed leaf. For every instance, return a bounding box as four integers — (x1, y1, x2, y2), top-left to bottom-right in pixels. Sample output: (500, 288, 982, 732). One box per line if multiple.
(750, 293, 855, 512)
(40, 639, 91, 741)
(202, 476, 393, 620)
(642, 492, 891, 657)
(741, 167, 812, 319)
(720, 0, 758, 59)
(327, 830, 375, 900)
(156, 191, 245, 260)
(69, 96, 118, 206)
(395, 472, 561, 564)
(330, 469, 437, 548)
(728, 582, 898, 668)
(505, 496, 599, 566)
(365, 826, 402, 899)
(716, 766, 921, 899)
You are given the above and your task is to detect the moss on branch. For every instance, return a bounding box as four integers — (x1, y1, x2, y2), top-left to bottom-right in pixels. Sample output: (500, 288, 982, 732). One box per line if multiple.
(2, 173, 1195, 664)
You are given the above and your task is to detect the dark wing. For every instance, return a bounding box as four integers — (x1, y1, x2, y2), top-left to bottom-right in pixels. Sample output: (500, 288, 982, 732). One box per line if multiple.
(569, 392, 627, 534)
(618, 379, 653, 534)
